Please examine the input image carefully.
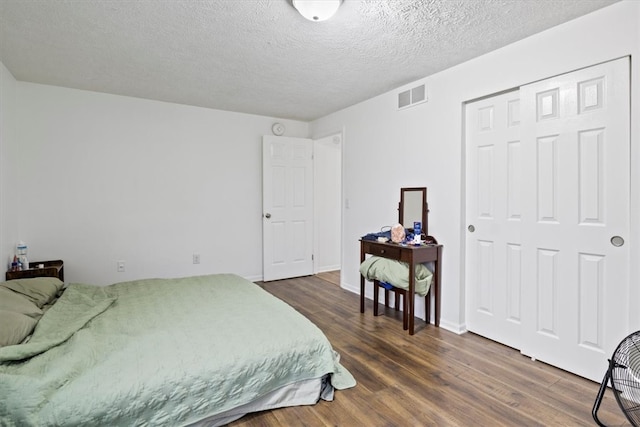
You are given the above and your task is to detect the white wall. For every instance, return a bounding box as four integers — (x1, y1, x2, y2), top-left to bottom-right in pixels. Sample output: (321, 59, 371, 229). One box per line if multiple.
(10, 83, 309, 285)
(312, 0, 640, 332)
(0, 62, 20, 268)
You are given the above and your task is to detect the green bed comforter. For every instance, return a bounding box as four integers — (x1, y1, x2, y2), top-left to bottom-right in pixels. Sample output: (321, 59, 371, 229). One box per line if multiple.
(0, 274, 355, 426)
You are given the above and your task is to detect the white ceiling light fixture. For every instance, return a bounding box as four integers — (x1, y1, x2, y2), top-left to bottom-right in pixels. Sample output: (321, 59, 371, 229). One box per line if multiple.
(292, 0, 342, 22)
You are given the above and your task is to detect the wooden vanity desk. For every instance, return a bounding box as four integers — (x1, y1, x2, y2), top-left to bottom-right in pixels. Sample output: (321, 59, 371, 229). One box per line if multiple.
(360, 239, 443, 335)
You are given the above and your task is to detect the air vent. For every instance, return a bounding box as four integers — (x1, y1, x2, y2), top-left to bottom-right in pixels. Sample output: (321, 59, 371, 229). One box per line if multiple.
(398, 84, 427, 110)
(412, 85, 425, 103)
(398, 90, 411, 108)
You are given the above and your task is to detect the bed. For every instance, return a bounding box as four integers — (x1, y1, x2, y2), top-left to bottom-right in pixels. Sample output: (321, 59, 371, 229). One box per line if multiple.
(0, 274, 355, 426)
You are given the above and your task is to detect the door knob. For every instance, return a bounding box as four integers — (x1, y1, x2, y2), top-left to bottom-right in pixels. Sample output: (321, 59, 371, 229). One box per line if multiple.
(468, 225, 475, 232)
(264, 213, 271, 219)
(611, 236, 624, 247)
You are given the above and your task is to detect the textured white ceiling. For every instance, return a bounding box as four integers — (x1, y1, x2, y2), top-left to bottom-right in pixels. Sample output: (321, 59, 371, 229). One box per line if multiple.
(0, 0, 619, 121)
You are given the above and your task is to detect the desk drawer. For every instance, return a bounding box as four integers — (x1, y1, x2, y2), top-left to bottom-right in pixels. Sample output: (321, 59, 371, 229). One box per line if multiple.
(366, 244, 401, 259)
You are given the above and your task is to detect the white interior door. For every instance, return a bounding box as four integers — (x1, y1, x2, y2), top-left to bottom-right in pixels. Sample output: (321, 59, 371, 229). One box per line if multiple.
(466, 57, 630, 381)
(262, 136, 314, 282)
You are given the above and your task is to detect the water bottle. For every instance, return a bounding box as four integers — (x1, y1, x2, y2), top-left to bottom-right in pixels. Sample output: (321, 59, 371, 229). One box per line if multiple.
(16, 241, 28, 270)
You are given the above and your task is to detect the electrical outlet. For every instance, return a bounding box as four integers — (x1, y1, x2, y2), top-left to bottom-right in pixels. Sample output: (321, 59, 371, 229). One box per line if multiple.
(193, 254, 200, 264)
(117, 261, 125, 272)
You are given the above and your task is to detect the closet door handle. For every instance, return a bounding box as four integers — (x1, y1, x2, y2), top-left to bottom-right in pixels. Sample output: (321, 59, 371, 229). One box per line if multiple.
(468, 225, 475, 233)
(611, 236, 624, 247)
(264, 213, 271, 219)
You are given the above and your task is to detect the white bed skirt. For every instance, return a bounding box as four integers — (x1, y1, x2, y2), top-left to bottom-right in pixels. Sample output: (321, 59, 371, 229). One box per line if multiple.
(187, 375, 332, 427)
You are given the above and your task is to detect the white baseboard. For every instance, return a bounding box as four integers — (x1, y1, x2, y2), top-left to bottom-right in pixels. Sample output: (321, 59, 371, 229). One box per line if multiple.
(315, 265, 340, 274)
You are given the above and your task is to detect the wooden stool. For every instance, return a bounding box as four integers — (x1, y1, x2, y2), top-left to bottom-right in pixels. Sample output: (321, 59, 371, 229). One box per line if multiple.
(373, 280, 431, 331)
(373, 280, 408, 330)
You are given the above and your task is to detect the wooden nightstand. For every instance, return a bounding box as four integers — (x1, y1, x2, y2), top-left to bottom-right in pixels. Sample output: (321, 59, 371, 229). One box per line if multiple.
(6, 260, 64, 282)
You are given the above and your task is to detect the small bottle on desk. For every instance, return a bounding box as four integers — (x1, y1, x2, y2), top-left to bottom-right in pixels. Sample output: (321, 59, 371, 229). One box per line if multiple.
(413, 222, 422, 243)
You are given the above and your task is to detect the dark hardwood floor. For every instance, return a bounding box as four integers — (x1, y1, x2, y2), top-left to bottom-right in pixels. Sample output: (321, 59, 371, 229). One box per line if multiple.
(314, 270, 340, 287)
(229, 273, 628, 426)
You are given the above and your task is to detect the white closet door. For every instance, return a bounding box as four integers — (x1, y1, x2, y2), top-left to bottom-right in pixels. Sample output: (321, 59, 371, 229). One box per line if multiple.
(465, 90, 522, 350)
(466, 57, 630, 382)
(519, 58, 630, 381)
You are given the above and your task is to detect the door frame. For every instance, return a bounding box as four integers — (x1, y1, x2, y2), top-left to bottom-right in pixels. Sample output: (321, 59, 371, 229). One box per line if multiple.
(312, 132, 343, 275)
(261, 130, 345, 282)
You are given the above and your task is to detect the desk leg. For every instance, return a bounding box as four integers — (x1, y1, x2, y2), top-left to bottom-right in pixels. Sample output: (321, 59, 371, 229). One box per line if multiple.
(425, 289, 431, 325)
(360, 246, 365, 313)
(408, 257, 415, 335)
(435, 245, 442, 327)
(373, 280, 380, 316)
(360, 275, 365, 313)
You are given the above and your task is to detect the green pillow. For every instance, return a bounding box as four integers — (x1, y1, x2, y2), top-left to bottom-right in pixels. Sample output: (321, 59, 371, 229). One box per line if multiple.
(1, 277, 64, 308)
(0, 309, 37, 347)
(0, 287, 43, 318)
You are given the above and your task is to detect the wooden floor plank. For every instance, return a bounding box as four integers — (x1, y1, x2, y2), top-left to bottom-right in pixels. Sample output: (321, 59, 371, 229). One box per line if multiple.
(232, 274, 629, 426)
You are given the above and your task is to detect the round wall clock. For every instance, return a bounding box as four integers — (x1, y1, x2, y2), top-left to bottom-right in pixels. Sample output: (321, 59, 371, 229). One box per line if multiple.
(272, 123, 286, 136)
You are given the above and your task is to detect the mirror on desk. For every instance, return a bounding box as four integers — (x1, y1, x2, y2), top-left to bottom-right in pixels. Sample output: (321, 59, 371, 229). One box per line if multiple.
(399, 187, 428, 234)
